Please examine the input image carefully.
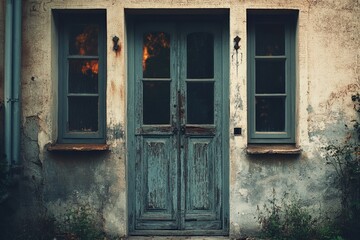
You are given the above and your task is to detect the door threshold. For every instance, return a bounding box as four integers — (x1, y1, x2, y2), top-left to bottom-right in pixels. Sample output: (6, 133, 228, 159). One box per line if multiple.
(128, 237, 230, 240)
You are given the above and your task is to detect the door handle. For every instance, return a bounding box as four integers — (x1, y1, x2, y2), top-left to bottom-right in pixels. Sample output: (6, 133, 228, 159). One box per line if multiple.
(180, 126, 186, 135)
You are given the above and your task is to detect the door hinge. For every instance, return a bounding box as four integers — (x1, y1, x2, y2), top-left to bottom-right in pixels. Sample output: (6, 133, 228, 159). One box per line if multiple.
(7, 98, 19, 103)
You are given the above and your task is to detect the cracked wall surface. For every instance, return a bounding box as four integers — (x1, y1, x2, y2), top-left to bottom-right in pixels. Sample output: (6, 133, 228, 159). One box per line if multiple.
(1, 0, 358, 238)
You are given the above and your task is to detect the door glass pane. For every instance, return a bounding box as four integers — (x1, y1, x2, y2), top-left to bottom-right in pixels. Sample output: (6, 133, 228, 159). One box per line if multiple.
(69, 59, 98, 93)
(68, 96, 98, 132)
(187, 33, 214, 79)
(143, 32, 170, 78)
(143, 81, 170, 124)
(256, 24, 285, 56)
(256, 97, 285, 132)
(256, 59, 285, 94)
(69, 24, 99, 56)
(187, 82, 214, 124)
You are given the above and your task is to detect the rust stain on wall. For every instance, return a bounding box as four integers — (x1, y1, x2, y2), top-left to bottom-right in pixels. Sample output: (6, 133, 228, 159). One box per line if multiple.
(110, 81, 116, 96)
(325, 83, 360, 109)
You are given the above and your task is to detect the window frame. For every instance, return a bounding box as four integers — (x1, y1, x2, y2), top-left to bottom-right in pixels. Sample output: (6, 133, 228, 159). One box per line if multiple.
(247, 13, 296, 144)
(58, 11, 106, 144)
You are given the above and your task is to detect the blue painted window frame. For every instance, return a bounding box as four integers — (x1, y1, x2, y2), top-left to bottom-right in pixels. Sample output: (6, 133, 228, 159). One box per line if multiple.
(247, 13, 297, 144)
(58, 11, 106, 143)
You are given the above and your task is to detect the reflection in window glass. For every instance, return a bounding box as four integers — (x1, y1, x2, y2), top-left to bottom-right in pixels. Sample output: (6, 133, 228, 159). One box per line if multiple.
(187, 33, 214, 79)
(256, 59, 285, 94)
(255, 24, 285, 56)
(255, 97, 285, 132)
(68, 96, 98, 132)
(69, 24, 99, 55)
(143, 81, 170, 124)
(68, 59, 98, 93)
(187, 82, 214, 124)
(143, 32, 170, 78)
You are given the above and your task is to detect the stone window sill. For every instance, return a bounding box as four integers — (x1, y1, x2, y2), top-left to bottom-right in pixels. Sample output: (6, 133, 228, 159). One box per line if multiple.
(246, 144, 302, 155)
(47, 143, 109, 152)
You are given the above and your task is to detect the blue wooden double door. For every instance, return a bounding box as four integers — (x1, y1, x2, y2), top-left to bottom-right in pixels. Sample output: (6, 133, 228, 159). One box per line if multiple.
(128, 18, 228, 235)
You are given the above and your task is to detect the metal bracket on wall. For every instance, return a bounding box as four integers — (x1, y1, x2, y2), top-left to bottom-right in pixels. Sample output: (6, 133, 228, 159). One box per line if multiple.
(112, 35, 120, 51)
(234, 36, 241, 51)
(7, 98, 19, 103)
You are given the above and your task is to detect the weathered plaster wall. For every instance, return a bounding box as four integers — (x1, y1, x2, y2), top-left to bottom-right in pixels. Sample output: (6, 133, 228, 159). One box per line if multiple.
(229, 0, 360, 237)
(16, 0, 360, 238)
(21, 0, 128, 236)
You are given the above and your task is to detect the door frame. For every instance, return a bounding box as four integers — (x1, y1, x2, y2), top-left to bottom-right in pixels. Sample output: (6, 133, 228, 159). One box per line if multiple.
(126, 11, 230, 236)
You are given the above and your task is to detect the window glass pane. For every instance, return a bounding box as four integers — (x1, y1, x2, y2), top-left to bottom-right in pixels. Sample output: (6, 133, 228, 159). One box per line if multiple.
(187, 82, 214, 124)
(143, 81, 170, 124)
(256, 60, 285, 94)
(69, 24, 99, 56)
(256, 24, 285, 56)
(143, 32, 170, 78)
(256, 97, 285, 132)
(68, 96, 98, 132)
(69, 59, 98, 93)
(187, 33, 214, 79)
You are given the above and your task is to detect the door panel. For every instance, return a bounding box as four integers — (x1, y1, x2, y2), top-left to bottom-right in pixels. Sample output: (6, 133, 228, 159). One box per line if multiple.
(184, 135, 222, 230)
(129, 19, 228, 235)
(143, 138, 174, 212)
(135, 137, 178, 230)
(186, 138, 215, 213)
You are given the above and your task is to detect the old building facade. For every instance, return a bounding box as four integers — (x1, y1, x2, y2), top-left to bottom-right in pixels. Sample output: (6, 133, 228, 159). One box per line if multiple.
(0, 0, 359, 238)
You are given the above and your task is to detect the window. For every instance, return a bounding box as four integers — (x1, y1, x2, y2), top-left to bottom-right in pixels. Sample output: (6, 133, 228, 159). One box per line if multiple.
(58, 11, 106, 143)
(247, 13, 297, 143)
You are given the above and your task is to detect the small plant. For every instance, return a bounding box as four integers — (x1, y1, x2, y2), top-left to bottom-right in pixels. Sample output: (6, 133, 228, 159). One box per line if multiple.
(315, 220, 342, 240)
(256, 189, 282, 238)
(57, 203, 105, 240)
(257, 189, 315, 239)
(282, 197, 314, 239)
(323, 93, 360, 239)
(256, 189, 341, 240)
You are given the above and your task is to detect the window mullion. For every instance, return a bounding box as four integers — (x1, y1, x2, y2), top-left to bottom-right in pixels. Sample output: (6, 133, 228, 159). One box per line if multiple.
(67, 93, 99, 97)
(67, 55, 99, 59)
(254, 55, 286, 59)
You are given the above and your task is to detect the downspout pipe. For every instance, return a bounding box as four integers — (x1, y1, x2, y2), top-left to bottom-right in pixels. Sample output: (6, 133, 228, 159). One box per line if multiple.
(12, 0, 22, 164)
(4, 0, 21, 166)
(4, 0, 13, 166)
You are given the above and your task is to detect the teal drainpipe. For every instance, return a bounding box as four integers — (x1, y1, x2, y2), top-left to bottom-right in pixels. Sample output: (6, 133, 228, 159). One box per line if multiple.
(12, 0, 22, 164)
(4, 0, 13, 166)
(4, 0, 22, 166)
